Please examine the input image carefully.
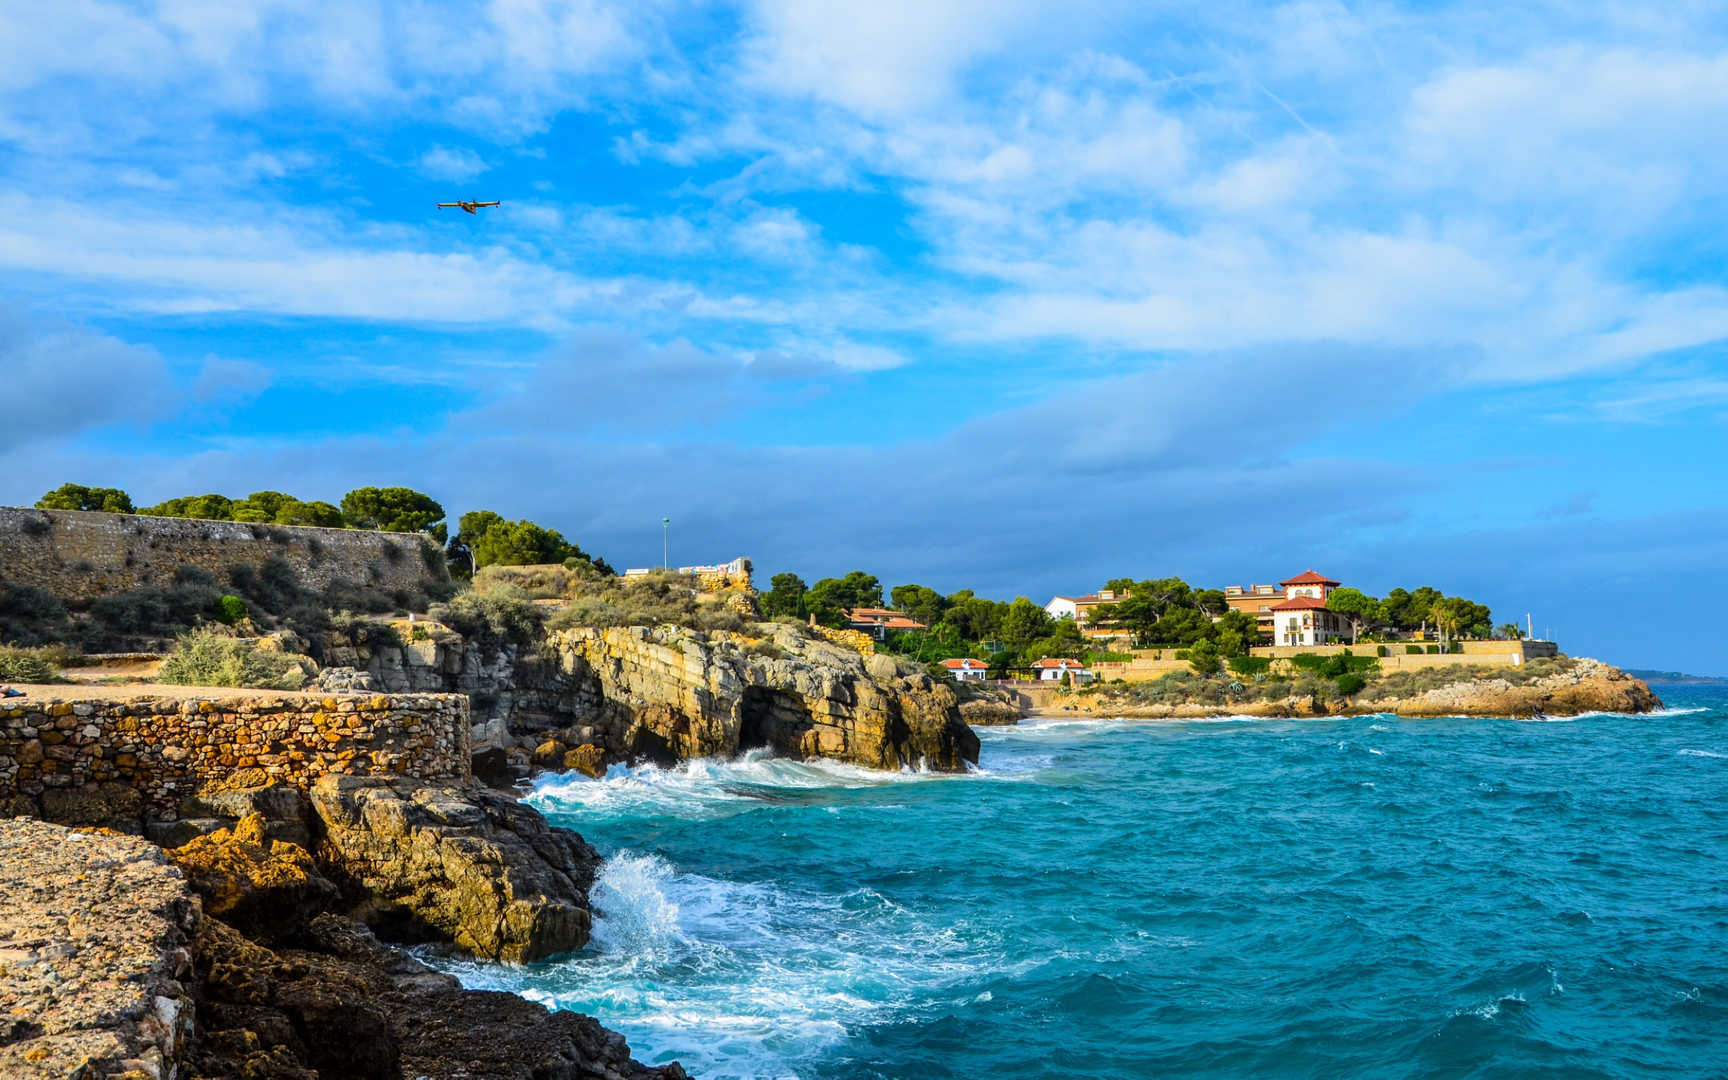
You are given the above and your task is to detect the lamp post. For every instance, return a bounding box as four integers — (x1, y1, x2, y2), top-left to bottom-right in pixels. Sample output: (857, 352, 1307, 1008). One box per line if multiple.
(661, 517, 669, 570)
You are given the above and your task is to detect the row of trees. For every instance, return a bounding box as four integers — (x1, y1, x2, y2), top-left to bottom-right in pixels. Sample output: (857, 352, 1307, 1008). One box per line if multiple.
(1325, 586, 1494, 644)
(37, 483, 446, 539)
(758, 570, 1251, 669)
(34, 482, 614, 578)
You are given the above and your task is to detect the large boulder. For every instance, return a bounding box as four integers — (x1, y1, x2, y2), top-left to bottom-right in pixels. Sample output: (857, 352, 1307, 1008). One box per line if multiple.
(167, 813, 339, 943)
(309, 775, 599, 963)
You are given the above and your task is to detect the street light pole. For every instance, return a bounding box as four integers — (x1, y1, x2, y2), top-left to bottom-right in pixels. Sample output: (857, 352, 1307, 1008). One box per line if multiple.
(661, 517, 669, 570)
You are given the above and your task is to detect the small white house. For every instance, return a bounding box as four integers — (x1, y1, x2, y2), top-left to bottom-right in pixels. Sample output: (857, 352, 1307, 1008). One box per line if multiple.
(940, 658, 990, 682)
(1032, 657, 1093, 683)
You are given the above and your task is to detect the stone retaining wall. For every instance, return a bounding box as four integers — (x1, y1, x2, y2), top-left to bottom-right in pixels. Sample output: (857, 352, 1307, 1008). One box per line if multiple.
(0, 692, 470, 816)
(0, 506, 444, 605)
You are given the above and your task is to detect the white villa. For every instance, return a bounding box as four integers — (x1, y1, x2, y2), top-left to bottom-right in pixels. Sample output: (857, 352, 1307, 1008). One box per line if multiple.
(1267, 569, 1351, 647)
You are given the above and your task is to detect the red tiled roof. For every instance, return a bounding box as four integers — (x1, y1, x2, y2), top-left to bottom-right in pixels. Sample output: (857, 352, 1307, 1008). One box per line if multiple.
(1032, 657, 1087, 668)
(1271, 596, 1331, 611)
(941, 658, 987, 669)
(1279, 569, 1341, 587)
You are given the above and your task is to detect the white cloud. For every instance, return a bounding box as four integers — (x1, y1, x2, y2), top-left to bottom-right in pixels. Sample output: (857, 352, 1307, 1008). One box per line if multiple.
(419, 145, 491, 182)
(739, 0, 1045, 116)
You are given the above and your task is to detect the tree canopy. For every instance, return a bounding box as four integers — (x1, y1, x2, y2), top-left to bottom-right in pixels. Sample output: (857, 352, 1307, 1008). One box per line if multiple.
(1325, 585, 1492, 643)
(806, 571, 883, 626)
(36, 483, 134, 514)
(447, 509, 612, 575)
(339, 487, 446, 540)
(760, 573, 809, 619)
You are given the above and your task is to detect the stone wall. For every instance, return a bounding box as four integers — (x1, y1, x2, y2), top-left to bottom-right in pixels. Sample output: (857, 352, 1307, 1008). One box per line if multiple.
(0, 691, 469, 817)
(0, 506, 444, 605)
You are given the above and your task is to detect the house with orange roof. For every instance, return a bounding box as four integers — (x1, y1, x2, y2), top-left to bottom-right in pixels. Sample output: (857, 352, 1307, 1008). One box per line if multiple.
(940, 658, 990, 683)
(1031, 657, 1093, 683)
(846, 607, 930, 642)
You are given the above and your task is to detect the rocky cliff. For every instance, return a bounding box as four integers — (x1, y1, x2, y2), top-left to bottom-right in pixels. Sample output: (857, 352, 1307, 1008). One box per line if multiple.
(325, 621, 980, 777)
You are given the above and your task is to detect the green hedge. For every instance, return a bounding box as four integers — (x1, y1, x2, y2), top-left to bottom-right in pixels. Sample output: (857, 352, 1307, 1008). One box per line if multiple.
(1427, 645, 1441, 654)
(1288, 652, 1379, 674)
(1227, 656, 1272, 676)
(1376, 645, 1389, 657)
(1406, 645, 1423, 655)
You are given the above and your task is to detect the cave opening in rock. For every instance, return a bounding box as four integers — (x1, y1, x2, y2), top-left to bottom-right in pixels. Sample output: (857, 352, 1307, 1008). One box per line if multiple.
(738, 686, 776, 752)
(737, 686, 813, 756)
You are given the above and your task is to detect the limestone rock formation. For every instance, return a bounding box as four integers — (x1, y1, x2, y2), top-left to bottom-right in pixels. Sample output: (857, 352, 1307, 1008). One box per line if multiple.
(543, 625, 980, 771)
(1380, 657, 1663, 717)
(310, 774, 600, 962)
(335, 619, 981, 774)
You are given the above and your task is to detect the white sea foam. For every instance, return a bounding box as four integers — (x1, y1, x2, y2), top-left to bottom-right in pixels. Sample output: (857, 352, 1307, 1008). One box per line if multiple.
(1678, 748, 1727, 759)
(528, 748, 975, 823)
(425, 848, 1006, 1079)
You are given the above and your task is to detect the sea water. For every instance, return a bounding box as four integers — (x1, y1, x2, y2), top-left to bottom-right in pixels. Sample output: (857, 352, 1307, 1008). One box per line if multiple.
(432, 685, 1728, 1078)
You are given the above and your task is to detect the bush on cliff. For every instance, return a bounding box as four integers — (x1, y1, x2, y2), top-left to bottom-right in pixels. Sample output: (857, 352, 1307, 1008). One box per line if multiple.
(0, 645, 69, 683)
(430, 581, 546, 648)
(158, 630, 310, 690)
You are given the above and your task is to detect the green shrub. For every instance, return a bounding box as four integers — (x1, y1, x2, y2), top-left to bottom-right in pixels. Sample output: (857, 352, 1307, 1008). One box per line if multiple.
(0, 646, 61, 683)
(1427, 645, 1441, 654)
(1376, 645, 1389, 657)
(1227, 655, 1272, 676)
(213, 595, 248, 625)
(1448, 642, 1464, 654)
(1335, 672, 1367, 695)
(1406, 645, 1423, 655)
(157, 630, 308, 690)
(430, 582, 546, 647)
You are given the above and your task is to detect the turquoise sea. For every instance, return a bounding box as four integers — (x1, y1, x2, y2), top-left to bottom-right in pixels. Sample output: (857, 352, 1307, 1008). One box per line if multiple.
(437, 685, 1728, 1079)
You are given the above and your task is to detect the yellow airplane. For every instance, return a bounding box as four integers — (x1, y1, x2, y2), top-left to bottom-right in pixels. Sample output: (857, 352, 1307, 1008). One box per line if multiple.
(437, 199, 501, 215)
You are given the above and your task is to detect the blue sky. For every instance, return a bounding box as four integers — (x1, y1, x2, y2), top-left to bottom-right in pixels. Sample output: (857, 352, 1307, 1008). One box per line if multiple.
(3, 1, 1726, 673)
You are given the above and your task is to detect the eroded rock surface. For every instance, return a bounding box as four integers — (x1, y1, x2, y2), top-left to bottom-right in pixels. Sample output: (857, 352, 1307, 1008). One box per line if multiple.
(0, 819, 198, 1079)
(310, 775, 599, 963)
(333, 622, 980, 775)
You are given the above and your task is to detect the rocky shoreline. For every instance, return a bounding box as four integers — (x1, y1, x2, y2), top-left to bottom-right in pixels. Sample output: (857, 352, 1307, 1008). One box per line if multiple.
(1037, 657, 1663, 720)
(0, 772, 685, 1079)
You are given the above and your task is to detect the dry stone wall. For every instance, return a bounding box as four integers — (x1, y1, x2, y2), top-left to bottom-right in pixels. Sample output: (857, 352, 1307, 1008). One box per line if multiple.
(0, 692, 469, 817)
(0, 506, 443, 605)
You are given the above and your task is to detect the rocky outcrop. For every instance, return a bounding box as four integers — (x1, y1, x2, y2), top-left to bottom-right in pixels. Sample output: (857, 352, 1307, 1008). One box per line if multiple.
(1067, 656, 1663, 719)
(1375, 657, 1663, 717)
(543, 625, 979, 771)
(310, 775, 600, 963)
(333, 621, 980, 775)
(0, 819, 198, 1080)
(166, 813, 338, 942)
(189, 914, 685, 1080)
